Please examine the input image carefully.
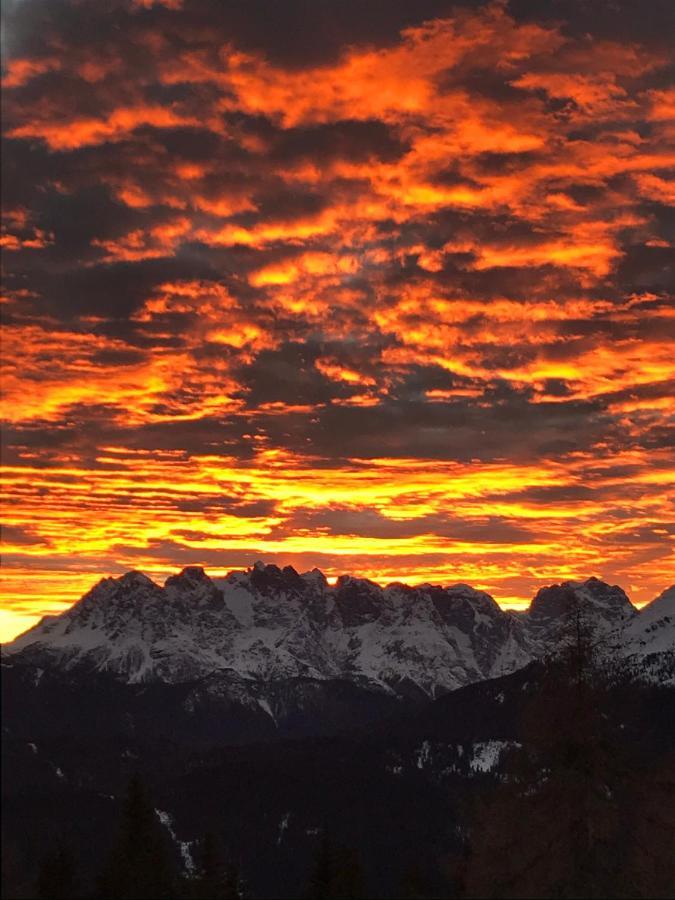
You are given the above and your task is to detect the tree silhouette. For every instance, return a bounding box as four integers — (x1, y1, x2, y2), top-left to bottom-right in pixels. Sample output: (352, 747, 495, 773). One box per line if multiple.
(98, 774, 176, 899)
(306, 831, 335, 900)
(305, 831, 365, 899)
(37, 845, 78, 899)
(187, 831, 242, 899)
(400, 862, 433, 899)
(461, 602, 675, 898)
(223, 859, 243, 900)
(192, 832, 223, 899)
(617, 752, 675, 899)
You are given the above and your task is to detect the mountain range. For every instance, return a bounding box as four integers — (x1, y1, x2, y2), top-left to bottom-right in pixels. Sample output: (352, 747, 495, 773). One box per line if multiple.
(4, 565, 673, 699)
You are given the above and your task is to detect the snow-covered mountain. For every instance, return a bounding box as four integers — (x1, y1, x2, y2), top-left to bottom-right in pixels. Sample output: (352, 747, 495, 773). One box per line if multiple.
(622, 585, 675, 656)
(4, 564, 671, 697)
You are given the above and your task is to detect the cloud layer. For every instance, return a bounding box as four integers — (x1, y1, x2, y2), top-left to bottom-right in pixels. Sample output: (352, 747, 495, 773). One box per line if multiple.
(1, 0, 674, 638)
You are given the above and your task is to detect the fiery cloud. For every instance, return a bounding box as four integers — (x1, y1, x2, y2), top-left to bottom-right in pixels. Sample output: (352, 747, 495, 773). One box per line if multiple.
(1, 0, 673, 640)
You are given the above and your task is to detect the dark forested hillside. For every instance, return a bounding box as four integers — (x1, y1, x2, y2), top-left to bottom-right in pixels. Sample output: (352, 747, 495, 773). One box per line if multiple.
(3, 648, 674, 899)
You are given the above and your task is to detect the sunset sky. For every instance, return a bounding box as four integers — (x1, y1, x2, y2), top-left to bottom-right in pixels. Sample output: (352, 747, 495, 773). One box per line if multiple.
(1, 0, 674, 641)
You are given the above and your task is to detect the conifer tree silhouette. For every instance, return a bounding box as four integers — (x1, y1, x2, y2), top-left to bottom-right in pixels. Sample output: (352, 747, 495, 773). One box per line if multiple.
(306, 831, 335, 900)
(461, 595, 675, 898)
(98, 774, 176, 899)
(37, 845, 78, 900)
(400, 862, 432, 900)
(223, 858, 243, 900)
(305, 831, 365, 899)
(193, 831, 223, 899)
(188, 831, 242, 899)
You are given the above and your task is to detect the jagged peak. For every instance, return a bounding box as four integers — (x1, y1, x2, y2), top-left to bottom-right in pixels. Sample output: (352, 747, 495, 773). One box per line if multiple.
(564, 575, 627, 595)
(301, 568, 328, 588)
(335, 573, 380, 590)
(164, 566, 210, 587)
(245, 561, 307, 595)
(77, 571, 158, 604)
(528, 577, 635, 623)
(446, 583, 498, 603)
(448, 582, 482, 593)
(118, 570, 157, 588)
(163, 567, 224, 612)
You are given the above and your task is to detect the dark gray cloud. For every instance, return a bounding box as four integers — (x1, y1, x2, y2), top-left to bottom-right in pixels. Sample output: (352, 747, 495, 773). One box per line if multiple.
(274, 506, 534, 542)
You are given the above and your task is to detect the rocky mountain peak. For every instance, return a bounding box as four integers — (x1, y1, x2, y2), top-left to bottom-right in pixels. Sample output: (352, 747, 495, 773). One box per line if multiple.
(247, 562, 306, 596)
(70, 570, 163, 622)
(301, 568, 328, 590)
(529, 577, 635, 622)
(165, 565, 209, 584)
(164, 566, 224, 609)
(118, 570, 155, 588)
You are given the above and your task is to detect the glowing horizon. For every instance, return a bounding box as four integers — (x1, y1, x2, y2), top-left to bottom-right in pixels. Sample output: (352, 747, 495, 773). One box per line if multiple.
(0, 559, 660, 645)
(1, 0, 673, 641)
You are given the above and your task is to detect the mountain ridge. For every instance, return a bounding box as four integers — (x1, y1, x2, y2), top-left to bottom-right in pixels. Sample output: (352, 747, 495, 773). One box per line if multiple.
(4, 564, 671, 699)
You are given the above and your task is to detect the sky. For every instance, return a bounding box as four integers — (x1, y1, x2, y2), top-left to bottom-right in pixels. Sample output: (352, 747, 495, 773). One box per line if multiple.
(1, 0, 674, 641)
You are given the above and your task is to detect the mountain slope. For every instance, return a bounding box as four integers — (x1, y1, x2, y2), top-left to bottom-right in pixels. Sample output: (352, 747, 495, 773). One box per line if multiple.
(4, 564, 534, 695)
(624, 585, 675, 656)
(4, 565, 670, 701)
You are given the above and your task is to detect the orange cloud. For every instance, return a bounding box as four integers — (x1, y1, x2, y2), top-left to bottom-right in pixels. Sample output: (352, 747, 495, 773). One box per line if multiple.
(8, 106, 200, 150)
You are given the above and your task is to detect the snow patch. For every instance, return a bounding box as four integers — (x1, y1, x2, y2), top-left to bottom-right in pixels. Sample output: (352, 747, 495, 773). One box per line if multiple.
(257, 697, 277, 725)
(470, 740, 516, 773)
(277, 812, 291, 845)
(155, 809, 195, 874)
(415, 740, 432, 770)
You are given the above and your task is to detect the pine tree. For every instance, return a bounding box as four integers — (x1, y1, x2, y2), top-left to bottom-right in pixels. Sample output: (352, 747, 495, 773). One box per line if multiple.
(223, 859, 242, 900)
(616, 753, 675, 899)
(306, 831, 335, 900)
(37, 845, 78, 899)
(331, 845, 365, 899)
(98, 774, 177, 899)
(305, 832, 366, 900)
(192, 832, 223, 899)
(400, 862, 432, 899)
(184, 832, 243, 900)
(187, 831, 242, 900)
(462, 604, 635, 898)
